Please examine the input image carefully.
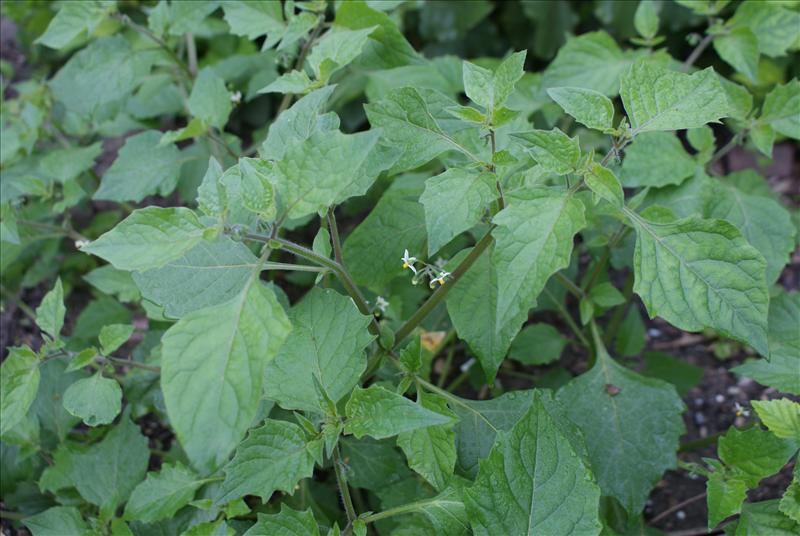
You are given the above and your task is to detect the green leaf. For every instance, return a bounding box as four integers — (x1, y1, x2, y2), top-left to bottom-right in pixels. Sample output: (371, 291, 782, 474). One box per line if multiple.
(94, 131, 183, 202)
(619, 131, 697, 188)
(729, 0, 800, 58)
(707, 471, 748, 529)
(397, 392, 458, 491)
(589, 282, 625, 308)
(547, 86, 615, 132)
(508, 323, 568, 366)
(557, 336, 685, 513)
(365, 87, 477, 172)
(161, 278, 292, 471)
(23, 506, 92, 536)
(464, 391, 602, 535)
(264, 288, 375, 413)
(462, 51, 526, 113)
(634, 0, 659, 40)
(781, 478, 800, 523)
(62, 372, 122, 427)
(260, 86, 339, 160)
(272, 129, 388, 219)
(511, 129, 580, 175)
(752, 399, 800, 441)
(620, 61, 729, 134)
(260, 70, 314, 95)
(197, 157, 227, 218)
(0, 347, 40, 436)
(243, 505, 320, 536)
(719, 427, 797, 488)
(39, 143, 103, 183)
(239, 158, 276, 221)
(629, 212, 769, 357)
(35, 278, 65, 341)
(222, 0, 285, 46)
(641, 351, 704, 397)
(344, 385, 452, 440)
(713, 27, 759, 83)
(420, 169, 496, 255)
(35, 1, 114, 49)
(750, 123, 775, 158)
(189, 68, 232, 129)
(585, 162, 623, 208)
(760, 79, 800, 140)
(133, 236, 263, 318)
(124, 463, 205, 523)
(341, 437, 409, 491)
(705, 179, 795, 283)
(736, 500, 800, 536)
(308, 27, 376, 82)
(82, 207, 207, 272)
(543, 31, 637, 96)
(215, 419, 321, 504)
(70, 412, 149, 514)
(99, 324, 134, 355)
(84, 265, 140, 303)
(492, 189, 585, 339)
(688, 125, 716, 163)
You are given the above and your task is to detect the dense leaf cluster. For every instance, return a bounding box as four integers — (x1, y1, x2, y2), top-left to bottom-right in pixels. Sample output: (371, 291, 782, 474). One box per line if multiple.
(1, 1, 798, 535)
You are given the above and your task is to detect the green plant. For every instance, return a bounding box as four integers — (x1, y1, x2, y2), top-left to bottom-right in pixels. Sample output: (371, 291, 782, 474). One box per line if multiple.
(1, 1, 798, 535)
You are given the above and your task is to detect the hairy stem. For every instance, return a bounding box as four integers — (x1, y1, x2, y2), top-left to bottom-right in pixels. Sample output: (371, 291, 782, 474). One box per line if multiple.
(333, 446, 357, 524)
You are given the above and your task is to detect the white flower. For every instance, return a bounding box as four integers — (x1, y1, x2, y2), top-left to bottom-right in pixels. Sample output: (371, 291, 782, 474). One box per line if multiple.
(430, 270, 451, 287)
(74, 239, 90, 249)
(230, 90, 242, 105)
(401, 249, 417, 274)
(375, 296, 389, 313)
(734, 402, 750, 417)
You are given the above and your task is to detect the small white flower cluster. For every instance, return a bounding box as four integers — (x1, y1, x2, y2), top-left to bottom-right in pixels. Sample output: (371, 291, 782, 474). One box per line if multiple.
(74, 239, 90, 249)
(734, 402, 750, 418)
(401, 249, 451, 288)
(230, 90, 242, 105)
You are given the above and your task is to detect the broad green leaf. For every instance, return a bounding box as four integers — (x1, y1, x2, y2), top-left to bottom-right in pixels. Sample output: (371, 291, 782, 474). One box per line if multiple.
(687, 125, 716, 163)
(365, 87, 478, 172)
(705, 180, 795, 283)
(707, 471, 748, 529)
(397, 392, 458, 491)
(307, 27, 376, 82)
(197, 157, 227, 218)
(629, 212, 770, 357)
(719, 426, 797, 488)
(343, 176, 427, 291)
(260, 70, 314, 95)
(264, 288, 375, 413)
(713, 27, 759, 82)
(0, 347, 40, 436)
(344, 385, 452, 440)
(124, 463, 205, 523)
(216, 420, 322, 504)
(39, 142, 103, 183)
(35, 1, 114, 49)
(166, 1, 219, 36)
(23, 506, 92, 536)
(94, 131, 183, 202)
(543, 31, 637, 96)
(492, 189, 585, 336)
(464, 391, 602, 535)
(71, 413, 149, 514)
(511, 129, 580, 175)
(509, 323, 568, 366)
(729, 0, 800, 58)
(634, 0, 659, 40)
(619, 131, 697, 188)
(717, 75, 753, 120)
(260, 86, 339, 160)
(781, 478, 800, 523)
(182, 519, 231, 536)
(222, 0, 285, 46)
(557, 337, 685, 513)
(82, 207, 207, 272)
(133, 236, 262, 318)
(272, 129, 389, 219)
(239, 158, 276, 220)
(62, 373, 122, 427)
(341, 437, 410, 491)
(31, 359, 82, 442)
(674, 0, 730, 16)
(162, 278, 292, 471)
(189, 68, 232, 129)
(84, 266, 140, 303)
(547, 86, 615, 132)
(760, 80, 800, 140)
(99, 324, 134, 355)
(750, 123, 775, 158)
(585, 163, 623, 208)
(243, 505, 320, 536)
(641, 351, 704, 397)
(752, 399, 800, 441)
(420, 169, 496, 255)
(35, 278, 65, 340)
(736, 500, 800, 536)
(620, 61, 729, 134)
(462, 51, 526, 113)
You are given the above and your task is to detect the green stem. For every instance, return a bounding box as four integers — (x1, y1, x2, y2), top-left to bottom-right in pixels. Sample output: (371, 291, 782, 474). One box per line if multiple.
(682, 32, 714, 72)
(554, 271, 584, 299)
(603, 273, 634, 346)
(0, 510, 25, 521)
(393, 230, 494, 348)
(542, 287, 590, 349)
(185, 32, 198, 77)
(102, 356, 161, 373)
(678, 432, 722, 453)
(276, 16, 325, 116)
(327, 207, 344, 264)
(0, 285, 38, 322)
(333, 446, 357, 524)
(16, 219, 88, 242)
(707, 129, 746, 171)
(436, 345, 457, 388)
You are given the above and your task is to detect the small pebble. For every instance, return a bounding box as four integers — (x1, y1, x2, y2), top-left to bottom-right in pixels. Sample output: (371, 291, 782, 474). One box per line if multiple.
(693, 412, 706, 425)
(648, 328, 662, 337)
(714, 394, 725, 404)
(694, 397, 705, 407)
(699, 426, 708, 438)
(460, 358, 476, 372)
(727, 386, 740, 395)
(676, 510, 686, 521)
